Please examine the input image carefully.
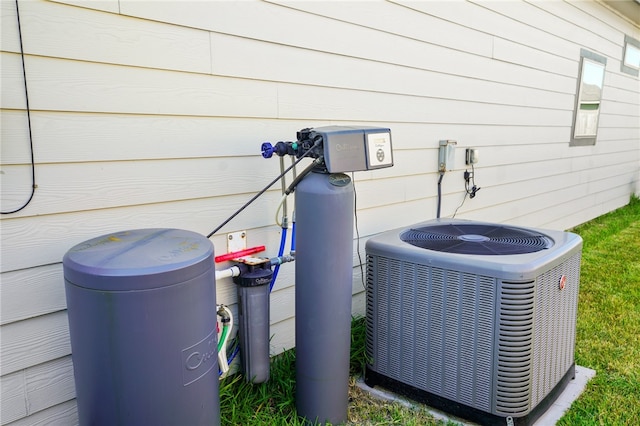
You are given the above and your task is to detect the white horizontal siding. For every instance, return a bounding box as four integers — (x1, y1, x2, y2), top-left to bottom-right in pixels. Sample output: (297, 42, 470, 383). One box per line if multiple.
(0, 110, 330, 164)
(1, 195, 290, 271)
(472, 0, 620, 59)
(0, 51, 574, 123)
(1, 357, 76, 424)
(1, 0, 638, 424)
(1, 110, 575, 170)
(269, 0, 496, 58)
(4, 400, 78, 426)
(1, 156, 286, 216)
(210, 33, 575, 108)
(7, 0, 211, 73)
(1, 265, 65, 325)
(48, 0, 117, 14)
(0, 53, 279, 117)
(1, 312, 70, 376)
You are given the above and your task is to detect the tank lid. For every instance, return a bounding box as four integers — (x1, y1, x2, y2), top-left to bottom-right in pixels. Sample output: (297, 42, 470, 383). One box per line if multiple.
(63, 228, 214, 291)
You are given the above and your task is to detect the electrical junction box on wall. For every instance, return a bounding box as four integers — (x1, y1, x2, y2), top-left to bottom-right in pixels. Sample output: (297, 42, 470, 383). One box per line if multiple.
(438, 140, 457, 172)
(466, 148, 479, 165)
(310, 126, 393, 173)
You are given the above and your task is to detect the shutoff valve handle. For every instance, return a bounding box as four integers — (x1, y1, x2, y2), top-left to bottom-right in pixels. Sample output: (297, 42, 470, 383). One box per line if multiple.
(261, 141, 299, 158)
(261, 142, 275, 158)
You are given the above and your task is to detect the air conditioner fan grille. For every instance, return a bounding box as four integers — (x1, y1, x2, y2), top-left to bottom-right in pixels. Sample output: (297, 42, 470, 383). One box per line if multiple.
(400, 224, 551, 255)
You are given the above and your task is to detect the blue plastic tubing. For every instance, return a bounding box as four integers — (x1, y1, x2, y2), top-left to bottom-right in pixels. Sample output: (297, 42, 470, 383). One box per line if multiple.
(291, 220, 296, 253)
(269, 227, 288, 292)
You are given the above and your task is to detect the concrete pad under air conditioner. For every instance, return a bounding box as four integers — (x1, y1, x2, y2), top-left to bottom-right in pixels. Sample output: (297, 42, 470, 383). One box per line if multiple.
(356, 365, 596, 426)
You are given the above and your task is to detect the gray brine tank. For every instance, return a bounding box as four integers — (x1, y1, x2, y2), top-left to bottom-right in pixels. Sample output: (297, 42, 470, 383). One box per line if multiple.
(63, 228, 220, 426)
(295, 171, 354, 425)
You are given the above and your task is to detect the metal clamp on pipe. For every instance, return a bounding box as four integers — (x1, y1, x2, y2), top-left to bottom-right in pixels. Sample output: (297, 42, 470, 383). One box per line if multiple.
(269, 254, 295, 266)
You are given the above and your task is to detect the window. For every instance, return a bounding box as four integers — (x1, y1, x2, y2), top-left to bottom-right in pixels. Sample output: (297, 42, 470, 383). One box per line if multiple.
(621, 35, 640, 77)
(570, 49, 606, 146)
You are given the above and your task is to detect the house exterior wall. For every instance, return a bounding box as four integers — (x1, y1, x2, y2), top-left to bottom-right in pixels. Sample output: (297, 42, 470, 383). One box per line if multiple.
(1, 0, 638, 423)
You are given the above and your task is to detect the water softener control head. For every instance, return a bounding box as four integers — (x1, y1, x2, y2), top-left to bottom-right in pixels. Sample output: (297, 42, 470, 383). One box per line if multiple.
(296, 126, 393, 173)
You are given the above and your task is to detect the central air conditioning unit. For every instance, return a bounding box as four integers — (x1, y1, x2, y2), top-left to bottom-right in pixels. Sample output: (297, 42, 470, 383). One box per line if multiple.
(364, 218, 582, 426)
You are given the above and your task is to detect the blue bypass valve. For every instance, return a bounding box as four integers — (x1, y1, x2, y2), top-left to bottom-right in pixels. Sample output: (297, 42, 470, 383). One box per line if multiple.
(261, 142, 275, 158)
(261, 141, 299, 158)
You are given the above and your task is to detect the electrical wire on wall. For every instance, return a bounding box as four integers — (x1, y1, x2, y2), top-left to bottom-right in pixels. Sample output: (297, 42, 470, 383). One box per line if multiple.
(436, 171, 445, 219)
(2, 0, 37, 215)
(452, 163, 480, 219)
(352, 172, 365, 290)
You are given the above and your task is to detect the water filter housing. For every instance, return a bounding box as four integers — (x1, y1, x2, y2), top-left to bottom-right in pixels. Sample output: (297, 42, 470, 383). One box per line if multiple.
(234, 260, 273, 383)
(63, 228, 220, 426)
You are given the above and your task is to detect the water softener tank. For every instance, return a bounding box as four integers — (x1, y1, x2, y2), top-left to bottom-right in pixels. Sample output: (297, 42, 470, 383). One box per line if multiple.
(63, 228, 220, 426)
(295, 171, 354, 425)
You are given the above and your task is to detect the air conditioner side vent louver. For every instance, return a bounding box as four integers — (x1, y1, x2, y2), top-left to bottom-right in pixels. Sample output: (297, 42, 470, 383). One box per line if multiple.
(365, 255, 376, 362)
(495, 281, 535, 415)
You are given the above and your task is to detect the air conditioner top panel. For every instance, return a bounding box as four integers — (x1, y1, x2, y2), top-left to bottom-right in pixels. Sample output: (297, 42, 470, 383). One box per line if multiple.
(366, 218, 582, 280)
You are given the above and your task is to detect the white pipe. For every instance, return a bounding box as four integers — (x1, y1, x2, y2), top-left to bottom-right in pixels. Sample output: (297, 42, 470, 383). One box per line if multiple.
(215, 265, 241, 280)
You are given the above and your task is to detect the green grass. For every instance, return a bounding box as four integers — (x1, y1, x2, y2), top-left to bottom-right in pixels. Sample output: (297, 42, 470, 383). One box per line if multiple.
(219, 349, 304, 426)
(558, 196, 640, 426)
(219, 318, 445, 426)
(219, 196, 640, 425)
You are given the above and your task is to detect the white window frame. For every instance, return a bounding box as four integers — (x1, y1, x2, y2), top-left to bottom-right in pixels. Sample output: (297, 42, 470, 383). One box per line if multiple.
(570, 49, 607, 147)
(621, 35, 640, 77)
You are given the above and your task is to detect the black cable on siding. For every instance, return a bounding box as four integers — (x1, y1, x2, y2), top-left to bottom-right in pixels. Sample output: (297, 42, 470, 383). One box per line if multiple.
(2, 0, 37, 215)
